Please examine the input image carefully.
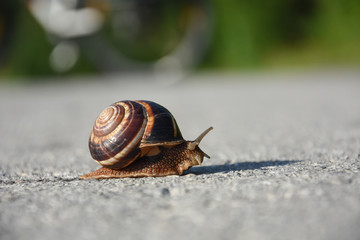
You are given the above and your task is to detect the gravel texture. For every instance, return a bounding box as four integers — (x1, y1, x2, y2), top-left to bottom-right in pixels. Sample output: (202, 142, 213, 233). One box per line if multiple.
(1, 70, 360, 240)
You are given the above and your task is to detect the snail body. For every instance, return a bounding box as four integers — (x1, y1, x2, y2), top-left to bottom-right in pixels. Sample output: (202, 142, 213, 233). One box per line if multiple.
(80, 100, 212, 179)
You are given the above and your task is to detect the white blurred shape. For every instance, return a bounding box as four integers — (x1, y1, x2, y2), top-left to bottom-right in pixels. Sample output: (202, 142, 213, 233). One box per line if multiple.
(29, 0, 104, 38)
(154, 56, 185, 85)
(50, 41, 79, 72)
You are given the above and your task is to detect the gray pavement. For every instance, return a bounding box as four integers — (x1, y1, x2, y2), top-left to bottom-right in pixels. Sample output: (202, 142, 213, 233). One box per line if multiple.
(0, 70, 360, 240)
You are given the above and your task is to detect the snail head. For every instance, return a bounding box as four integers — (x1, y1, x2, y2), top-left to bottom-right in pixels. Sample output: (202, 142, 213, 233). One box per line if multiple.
(186, 126, 213, 165)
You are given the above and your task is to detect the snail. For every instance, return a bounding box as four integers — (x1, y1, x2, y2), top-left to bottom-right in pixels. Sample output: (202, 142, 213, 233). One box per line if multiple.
(80, 100, 213, 179)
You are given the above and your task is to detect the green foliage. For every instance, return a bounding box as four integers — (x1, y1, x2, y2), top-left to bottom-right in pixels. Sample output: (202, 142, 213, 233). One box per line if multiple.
(4, 6, 54, 77)
(203, 0, 360, 69)
(311, 0, 360, 58)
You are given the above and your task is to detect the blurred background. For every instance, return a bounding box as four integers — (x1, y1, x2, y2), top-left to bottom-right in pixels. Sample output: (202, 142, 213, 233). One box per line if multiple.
(0, 0, 359, 81)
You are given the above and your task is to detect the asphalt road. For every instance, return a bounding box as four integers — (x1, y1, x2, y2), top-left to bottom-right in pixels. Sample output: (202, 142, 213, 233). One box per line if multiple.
(1, 70, 360, 240)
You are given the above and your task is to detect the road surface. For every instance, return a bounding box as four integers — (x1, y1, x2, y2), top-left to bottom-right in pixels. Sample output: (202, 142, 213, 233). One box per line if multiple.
(1, 70, 359, 240)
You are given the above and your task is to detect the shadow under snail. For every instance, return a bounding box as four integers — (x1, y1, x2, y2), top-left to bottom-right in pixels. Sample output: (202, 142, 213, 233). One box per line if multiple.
(80, 100, 213, 179)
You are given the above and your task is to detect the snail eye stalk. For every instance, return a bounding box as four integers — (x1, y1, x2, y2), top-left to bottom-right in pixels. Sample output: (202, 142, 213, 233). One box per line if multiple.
(188, 126, 213, 150)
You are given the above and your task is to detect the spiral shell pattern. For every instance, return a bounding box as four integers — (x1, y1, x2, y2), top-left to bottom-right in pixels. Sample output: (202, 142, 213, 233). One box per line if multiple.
(89, 101, 147, 169)
(89, 100, 184, 169)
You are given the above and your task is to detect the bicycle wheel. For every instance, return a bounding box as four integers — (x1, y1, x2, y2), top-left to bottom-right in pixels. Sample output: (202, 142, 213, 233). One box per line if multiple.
(79, 0, 213, 73)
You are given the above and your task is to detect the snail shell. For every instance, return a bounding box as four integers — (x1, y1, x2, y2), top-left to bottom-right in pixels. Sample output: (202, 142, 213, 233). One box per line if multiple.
(81, 100, 213, 179)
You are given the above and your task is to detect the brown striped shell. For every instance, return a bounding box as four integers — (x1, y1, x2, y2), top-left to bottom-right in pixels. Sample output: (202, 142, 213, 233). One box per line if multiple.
(88, 100, 184, 169)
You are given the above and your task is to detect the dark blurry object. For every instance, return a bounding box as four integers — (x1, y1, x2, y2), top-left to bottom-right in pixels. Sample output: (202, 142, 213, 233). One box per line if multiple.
(27, 0, 213, 76)
(0, 1, 20, 66)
